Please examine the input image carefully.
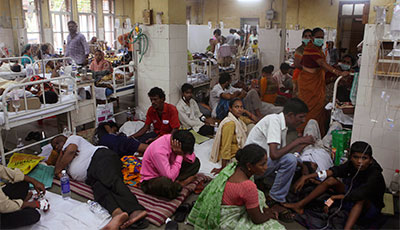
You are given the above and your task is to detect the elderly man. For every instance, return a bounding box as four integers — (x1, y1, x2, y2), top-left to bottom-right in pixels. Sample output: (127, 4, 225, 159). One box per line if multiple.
(65, 21, 89, 66)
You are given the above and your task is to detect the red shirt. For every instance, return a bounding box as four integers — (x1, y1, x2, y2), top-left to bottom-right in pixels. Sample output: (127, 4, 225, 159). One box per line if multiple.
(145, 103, 180, 136)
(222, 180, 259, 209)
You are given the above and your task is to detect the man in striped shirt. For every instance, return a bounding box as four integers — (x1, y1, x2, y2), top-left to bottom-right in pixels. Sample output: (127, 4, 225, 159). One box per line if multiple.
(65, 21, 89, 66)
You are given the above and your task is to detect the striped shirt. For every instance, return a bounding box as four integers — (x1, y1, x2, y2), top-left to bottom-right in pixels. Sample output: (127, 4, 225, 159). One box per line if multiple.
(65, 32, 89, 65)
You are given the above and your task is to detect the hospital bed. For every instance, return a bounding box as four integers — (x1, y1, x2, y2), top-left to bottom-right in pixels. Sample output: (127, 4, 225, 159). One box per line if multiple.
(0, 56, 34, 80)
(0, 75, 78, 164)
(187, 59, 212, 88)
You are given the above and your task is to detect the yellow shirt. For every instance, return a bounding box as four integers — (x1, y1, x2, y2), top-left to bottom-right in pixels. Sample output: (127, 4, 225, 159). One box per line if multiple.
(220, 116, 253, 160)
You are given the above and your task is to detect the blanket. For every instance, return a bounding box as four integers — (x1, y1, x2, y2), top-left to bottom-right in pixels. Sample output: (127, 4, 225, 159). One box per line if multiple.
(53, 174, 210, 226)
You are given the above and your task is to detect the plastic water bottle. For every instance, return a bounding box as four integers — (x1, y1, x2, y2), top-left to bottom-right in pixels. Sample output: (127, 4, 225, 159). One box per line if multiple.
(60, 170, 71, 199)
(214, 122, 219, 133)
(16, 138, 24, 153)
(390, 169, 400, 195)
(126, 107, 134, 121)
(87, 200, 108, 219)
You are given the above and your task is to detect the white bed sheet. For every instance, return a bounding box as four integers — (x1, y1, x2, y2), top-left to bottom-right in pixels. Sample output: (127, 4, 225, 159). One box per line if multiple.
(195, 139, 220, 178)
(16, 191, 110, 230)
(0, 94, 76, 125)
(0, 69, 27, 79)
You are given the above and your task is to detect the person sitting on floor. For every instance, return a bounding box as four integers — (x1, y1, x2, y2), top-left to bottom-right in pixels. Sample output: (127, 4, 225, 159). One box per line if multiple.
(245, 98, 315, 222)
(176, 83, 215, 136)
(131, 87, 180, 144)
(0, 165, 46, 229)
(284, 141, 386, 230)
(140, 130, 200, 200)
(273, 63, 292, 92)
(236, 78, 282, 120)
(187, 144, 285, 230)
(299, 120, 343, 173)
(210, 73, 246, 119)
(210, 98, 257, 174)
(260, 65, 279, 105)
(96, 121, 148, 157)
(52, 135, 148, 230)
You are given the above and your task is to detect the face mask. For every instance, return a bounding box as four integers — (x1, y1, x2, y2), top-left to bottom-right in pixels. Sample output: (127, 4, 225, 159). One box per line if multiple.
(313, 38, 324, 47)
(302, 39, 310, 45)
(339, 63, 351, 71)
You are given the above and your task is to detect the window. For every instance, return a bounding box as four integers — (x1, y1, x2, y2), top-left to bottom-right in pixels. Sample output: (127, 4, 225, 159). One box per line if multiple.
(342, 4, 353, 16)
(78, 0, 97, 41)
(50, 0, 71, 53)
(341, 3, 365, 16)
(103, 0, 115, 48)
(23, 0, 41, 44)
(354, 4, 365, 15)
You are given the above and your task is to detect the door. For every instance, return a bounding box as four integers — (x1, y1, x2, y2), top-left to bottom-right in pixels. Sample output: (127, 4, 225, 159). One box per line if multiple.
(336, 1, 370, 57)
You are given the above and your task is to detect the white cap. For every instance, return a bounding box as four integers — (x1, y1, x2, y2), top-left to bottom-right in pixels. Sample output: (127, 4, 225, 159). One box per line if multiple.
(61, 170, 66, 174)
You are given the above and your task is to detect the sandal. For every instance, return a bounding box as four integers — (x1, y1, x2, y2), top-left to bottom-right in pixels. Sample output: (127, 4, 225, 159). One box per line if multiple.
(265, 195, 279, 208)
(126, 218, 149, 230)
(194, 181, 205, 195)
(174, 203, 192, 222)
(278, 209, 294, 223)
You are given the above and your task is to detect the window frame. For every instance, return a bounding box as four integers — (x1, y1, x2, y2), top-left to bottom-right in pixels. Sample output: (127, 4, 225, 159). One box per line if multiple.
(22, 0, 42, 44)
(103, 0, 115, 48)
(78, 0, 98, 41)
(50, 0, 72, 53)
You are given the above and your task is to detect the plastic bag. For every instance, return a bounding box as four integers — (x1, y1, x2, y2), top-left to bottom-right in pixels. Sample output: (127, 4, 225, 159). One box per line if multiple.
(96, 103, 114, 126)
(7, 153, 45, 174)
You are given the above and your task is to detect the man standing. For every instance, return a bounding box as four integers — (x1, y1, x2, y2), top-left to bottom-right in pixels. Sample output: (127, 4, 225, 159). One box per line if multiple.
(65, 21, 89, 66)
(225, 29, 236, 46)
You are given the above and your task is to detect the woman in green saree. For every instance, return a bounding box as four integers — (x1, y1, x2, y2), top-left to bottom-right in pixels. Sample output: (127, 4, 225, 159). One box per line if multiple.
(188, 144, 285, 230)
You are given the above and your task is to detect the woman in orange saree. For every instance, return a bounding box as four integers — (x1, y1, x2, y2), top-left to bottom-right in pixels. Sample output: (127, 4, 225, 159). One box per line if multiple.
(297, 28, 349, 136)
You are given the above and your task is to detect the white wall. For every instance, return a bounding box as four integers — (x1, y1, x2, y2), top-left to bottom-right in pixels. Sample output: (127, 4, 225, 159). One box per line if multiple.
(258, 28, 282, 69)
(188, 25, 213, 53)
(137, 24, 187, 112)
(352, 24, 400, 186)
(0, 28, 14, 55)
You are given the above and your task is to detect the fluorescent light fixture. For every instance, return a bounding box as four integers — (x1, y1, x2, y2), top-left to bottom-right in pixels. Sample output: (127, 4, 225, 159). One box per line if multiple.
(238, 0, 261, 2)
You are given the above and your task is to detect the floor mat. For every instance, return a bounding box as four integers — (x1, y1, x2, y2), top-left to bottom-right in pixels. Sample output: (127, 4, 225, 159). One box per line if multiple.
(53, 174, 210, 226)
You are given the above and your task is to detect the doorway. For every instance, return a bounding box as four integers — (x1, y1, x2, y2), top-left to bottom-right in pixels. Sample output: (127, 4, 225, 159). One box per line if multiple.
(336, 1, 370, 58)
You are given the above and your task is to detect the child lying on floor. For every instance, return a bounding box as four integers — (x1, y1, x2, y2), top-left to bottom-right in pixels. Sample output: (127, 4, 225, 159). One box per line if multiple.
(284, 141, 386, 230)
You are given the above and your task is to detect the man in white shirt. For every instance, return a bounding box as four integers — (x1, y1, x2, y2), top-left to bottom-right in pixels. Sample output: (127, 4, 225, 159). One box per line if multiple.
(273, 63, 292, 90)
(177, 83, 215, 136)
(245, 98, 314, 205)
(209, 73, 245, 118)
(52, 135, 148, 230)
